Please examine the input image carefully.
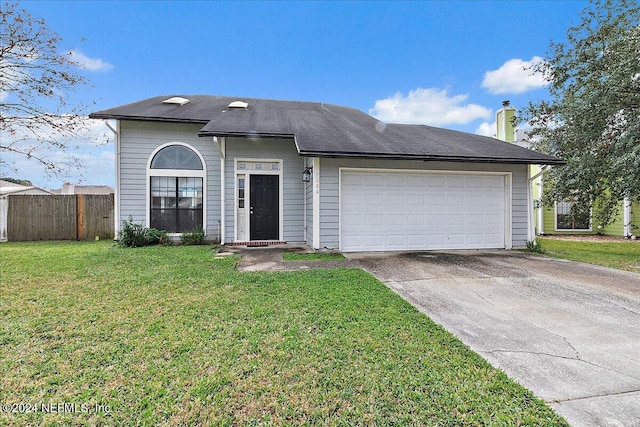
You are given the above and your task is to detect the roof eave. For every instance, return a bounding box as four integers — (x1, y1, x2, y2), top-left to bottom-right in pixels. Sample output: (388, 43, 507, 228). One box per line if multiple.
(298, 150, 565, 165)
(88, 113, 209, 124)
(197, 130, 295, 139)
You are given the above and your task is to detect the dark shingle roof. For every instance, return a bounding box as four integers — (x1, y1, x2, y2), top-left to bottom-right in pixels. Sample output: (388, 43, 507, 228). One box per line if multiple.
(90, 95, 563, 165)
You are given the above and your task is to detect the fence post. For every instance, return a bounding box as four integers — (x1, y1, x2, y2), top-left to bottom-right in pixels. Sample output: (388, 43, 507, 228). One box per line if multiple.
(77, 194, 85, 240)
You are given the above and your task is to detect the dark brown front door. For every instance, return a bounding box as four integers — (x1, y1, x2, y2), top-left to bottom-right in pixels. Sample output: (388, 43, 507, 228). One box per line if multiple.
(250, 175, 279, 240)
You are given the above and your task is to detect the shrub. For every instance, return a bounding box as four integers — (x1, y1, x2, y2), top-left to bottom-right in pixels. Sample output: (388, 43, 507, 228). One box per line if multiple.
(117, 217, 169, 248)
(524, 238, 544, 253)
(180, 227, 206, 245)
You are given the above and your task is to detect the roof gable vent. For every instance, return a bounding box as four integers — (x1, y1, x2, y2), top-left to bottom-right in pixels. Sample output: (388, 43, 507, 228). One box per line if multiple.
(228, 100, 248, 109)
(162, 96, 190, 106)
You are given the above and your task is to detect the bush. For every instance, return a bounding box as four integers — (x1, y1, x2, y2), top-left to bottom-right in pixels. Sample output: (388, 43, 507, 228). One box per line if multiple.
(524, 238, 544, 253)
(117, 218, 169, 248)
(180, 227, 205, 245)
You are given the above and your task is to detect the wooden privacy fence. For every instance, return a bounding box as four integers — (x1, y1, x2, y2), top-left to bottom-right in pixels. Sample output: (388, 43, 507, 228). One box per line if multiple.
(2, 194, 114, 241)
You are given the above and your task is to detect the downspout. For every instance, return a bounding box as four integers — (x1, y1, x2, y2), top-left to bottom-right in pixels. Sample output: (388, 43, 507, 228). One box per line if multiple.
(529, 165, 550, 235)
(104, 120, 120, 238)
(312, 157, 320, 249)
(215, 136, 226, 245)
(303, 157, 307, 245)
(623, 197, 631, 237)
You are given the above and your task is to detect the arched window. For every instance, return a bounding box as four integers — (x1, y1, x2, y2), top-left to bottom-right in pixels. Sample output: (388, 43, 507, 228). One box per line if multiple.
(148, 144, 205, 233)
(150, 145, 203, 170)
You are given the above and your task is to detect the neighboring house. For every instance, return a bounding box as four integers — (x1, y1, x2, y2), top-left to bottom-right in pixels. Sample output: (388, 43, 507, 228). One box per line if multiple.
(0, 180, 54, 241)
(0, 180, 53, 196)
(90, 95, 562, 252)
(496, 102, 638, 238)
(51, 183, 115, 195)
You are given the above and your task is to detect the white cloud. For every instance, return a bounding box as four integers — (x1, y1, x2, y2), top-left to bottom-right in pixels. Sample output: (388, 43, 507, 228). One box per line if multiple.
(67, 49, 114, 72)
(475, 121, 496, 137)
(369, 87, 492, 126)
(482, 56, 547, 94)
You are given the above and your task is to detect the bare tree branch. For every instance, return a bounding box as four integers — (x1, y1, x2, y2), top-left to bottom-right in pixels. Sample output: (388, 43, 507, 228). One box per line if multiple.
(1, 1, 97, 180)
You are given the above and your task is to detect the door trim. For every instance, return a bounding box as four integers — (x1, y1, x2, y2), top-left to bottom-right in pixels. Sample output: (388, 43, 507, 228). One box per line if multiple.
(234, 158, 284, 242)
(338, 167, 512, 251)
(249, 174, 280, 240)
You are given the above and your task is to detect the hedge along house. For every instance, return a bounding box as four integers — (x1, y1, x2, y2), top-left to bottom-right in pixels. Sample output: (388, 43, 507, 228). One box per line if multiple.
(90, 95, 563, 252)
(496, 101, 638, 238)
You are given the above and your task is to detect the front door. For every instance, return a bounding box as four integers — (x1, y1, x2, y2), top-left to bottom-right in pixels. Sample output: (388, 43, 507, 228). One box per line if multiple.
(250, 175, 279, 240)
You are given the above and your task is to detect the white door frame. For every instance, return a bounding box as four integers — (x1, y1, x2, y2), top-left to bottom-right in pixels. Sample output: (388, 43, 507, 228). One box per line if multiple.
(234, 158, 284, 242)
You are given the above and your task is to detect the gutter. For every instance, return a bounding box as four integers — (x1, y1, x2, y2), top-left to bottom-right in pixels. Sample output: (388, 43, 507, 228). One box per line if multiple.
(103, 120, 120, 238)
(198, 130, 295, 139)
(89, 113, 210, 125)
(528, 165, 551, 236)
(297, 151, 565, 166)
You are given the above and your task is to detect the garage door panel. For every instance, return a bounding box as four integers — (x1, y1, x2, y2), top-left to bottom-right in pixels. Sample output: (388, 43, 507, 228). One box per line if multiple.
(341, 171, 507, 252)
(386, 174, 406, 186)
(467, 233, 484, 245)
(485, 176, 505, 188)
(466, 213, 483, 226)
(364, 214, 383, 226)
(385, 214, 405, 226)
(428, 175, 447, 187)
(428, 194, 446, 206)
(486, 233, 504, 245)
(447, 194, 465, 207)
(342, 213, 363, 226)
(447, 214, 464, 226)
(446, 175, 466, 187)
(365, 174, 385, 186)
(408, 214, 425, 225)
(407, 175, 426, 187)
(428, 214, 446, 226)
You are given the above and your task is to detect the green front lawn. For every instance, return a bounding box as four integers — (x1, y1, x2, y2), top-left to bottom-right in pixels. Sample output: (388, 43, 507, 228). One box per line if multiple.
(538, 237, 640, 272)
(0, 242, 566, 426)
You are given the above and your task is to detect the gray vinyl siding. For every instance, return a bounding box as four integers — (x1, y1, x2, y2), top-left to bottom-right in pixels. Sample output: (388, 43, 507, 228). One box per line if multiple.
(318, 158, 530, 249)
(223, 137, 305, 242)
(118, 121, 221, 239)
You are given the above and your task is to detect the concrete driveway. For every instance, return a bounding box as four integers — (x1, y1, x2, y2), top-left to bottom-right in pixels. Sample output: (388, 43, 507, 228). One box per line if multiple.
(348, 250, 640, 427)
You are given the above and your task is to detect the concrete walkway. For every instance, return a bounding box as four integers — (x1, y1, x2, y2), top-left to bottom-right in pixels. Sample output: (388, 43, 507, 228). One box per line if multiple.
(223, 246, 640, 427)
(218, 244, 360, 271)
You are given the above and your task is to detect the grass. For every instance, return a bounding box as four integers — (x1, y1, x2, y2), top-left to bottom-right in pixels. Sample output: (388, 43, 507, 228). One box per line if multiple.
(0, 241, 567, 426)
(538, 237, 640, 272)
(282, 252, 346, 261)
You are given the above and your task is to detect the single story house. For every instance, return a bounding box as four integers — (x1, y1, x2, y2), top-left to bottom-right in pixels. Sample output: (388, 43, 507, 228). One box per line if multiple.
(0, 180, 54, 241)
(0, 180, 53, 196)
(90, 95, 562, 252)
(51, 183, 115, 195)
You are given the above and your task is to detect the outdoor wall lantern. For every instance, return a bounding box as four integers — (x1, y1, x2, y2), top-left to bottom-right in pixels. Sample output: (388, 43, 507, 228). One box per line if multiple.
(302, 166, 313, 183)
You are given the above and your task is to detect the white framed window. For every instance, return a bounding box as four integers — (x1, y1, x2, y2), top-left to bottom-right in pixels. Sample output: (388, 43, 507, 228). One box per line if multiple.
(147, 143, 206, 233)
(555, 199, 591, 231)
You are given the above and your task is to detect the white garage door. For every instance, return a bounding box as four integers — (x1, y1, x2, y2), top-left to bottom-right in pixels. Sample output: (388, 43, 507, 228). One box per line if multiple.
(340, 170, 508, 252)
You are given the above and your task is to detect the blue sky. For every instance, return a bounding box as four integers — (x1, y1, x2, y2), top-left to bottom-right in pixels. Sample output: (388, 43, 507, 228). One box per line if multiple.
(8, 0, 589, 188)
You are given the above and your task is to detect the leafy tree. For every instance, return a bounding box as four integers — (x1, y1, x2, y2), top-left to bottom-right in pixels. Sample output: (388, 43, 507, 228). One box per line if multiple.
(521, 0, 640, 227)
(0, 2, 94, 179)
(0, 177, 32, 186)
